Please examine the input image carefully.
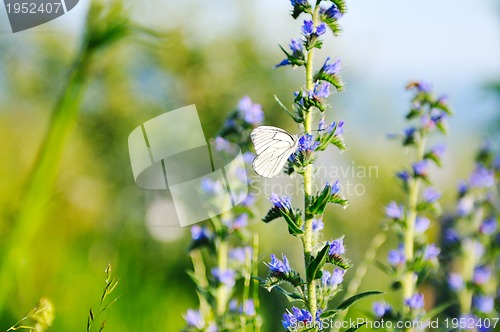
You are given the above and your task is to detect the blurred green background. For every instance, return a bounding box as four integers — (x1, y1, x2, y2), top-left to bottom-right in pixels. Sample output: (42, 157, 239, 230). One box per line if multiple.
(0, 0, 499, 330)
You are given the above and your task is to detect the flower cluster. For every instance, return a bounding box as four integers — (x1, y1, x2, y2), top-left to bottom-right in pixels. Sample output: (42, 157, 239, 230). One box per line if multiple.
(261, 1, 381, 331)
(377, 82, 452, 323)
(441, 143, 499, 320)
(184, 97, 263, 331)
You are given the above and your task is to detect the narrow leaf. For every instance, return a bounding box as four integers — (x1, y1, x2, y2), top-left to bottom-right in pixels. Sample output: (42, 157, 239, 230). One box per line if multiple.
(336, 291, 384, 311)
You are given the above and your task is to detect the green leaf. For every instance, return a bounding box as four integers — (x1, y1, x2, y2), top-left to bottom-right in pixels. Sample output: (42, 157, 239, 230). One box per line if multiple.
(336, 291, 384, 311)
(344, 323, 366, 332)
(274, 95, 301, 122)
(320, 310, 338, 319)
(306, 245, 330, 281)
(420, 302, 452, 322)
(269, 285, 304, 303)
(282, 212, 304, 236)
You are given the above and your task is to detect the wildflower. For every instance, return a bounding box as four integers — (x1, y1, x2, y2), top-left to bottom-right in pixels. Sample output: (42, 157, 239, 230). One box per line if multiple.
(423, 244, 440, 261)
(266, 254, 293, 276)
(301, 20, 326, 37)
(289, 38, 303, 53)
(473, 266, 491, 285)
(282, 307, 313, 329)
(458, 181, 469, 197)
(211, 268, 236, 287)
(312, 217, 324, 232)
(201, 178, 223, 194)
(403, 127, 417, 143)
(320, 57, 341, 76)
(335, 121, 344, 135)
(473, 296, 494, 313)
(373, 302, 392, 318)
(387, 246, 406, 266)
(457, 197, 474, 216)
(184, 309, 204, 328)
(415, 216, 430, 234)
(405, 293, 424, 310)
(410, 81, 432, 93)
(297, 133, 320, 152)
(275, 39, 305, 68)
(412, 160, 429, 177)
(214, 136, 232, 152)
(479, 218, 497, 235)
(243, 300, 256, 316)
(325, 180, 341, 195)
(229, 213, 249, 230)
(448, 273, 464, 291)
(396, 170, 410, 184)
(191, 225, 212, 241)
(423, 187, 441, 203)
(385, 201, 404, 220)
(328, 238, 346, 256)
(430, 110, 447, 126)
(243, 151, 255, 164)
(444, 228, 460, 243)
(430, 144, 446, 159)
(270, 193, 293, 211)
(309, 82, 331, 99)
(469, 165, 495, 188)
(229, 247, 250, 264)
(322, 268, 344, 287)
(238, 96, 264, 125)
(321, 3, 342, 20)
(291, 0, 308, 6)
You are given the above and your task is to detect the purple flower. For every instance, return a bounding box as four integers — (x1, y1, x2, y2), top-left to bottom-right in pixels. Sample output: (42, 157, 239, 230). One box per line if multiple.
(320, 57, 341, 75)
(316, 23, 327, 36)
(412, 160, 429, 177)
(388, 246, 406, 266)
(238, 96, 264, 125)
(191, 225, 212, 241)
(266, 254, 293, 275)
(282, 307, 313, 329)
(480, 218, 497, 235)
(243, 300, 256, 316)
(309, 82, 331, 99)
(444, 228, 460, 243)
(302, 20, 326, 37)
(473, 266, 491, 285)
(396, 170, 410, 184)
(373, 302, 392, 318)
(312, 217, 324, 232)
(415, 216, 431, 234)
(322, 268, 345, 287)
(423, 187, 441, 203)
(230, 213, 249, 230)
(291, 0, 308, 6)
(302, 20, 315, 36)
(201, 178, 223, 195)
(229, 247, 250, 264)
(430, 144, 446, 159)
(321, 3, 342, 20)
(211, 268, 236, 287)
(457, 197, 473, 216)
(458, 181, 469, 196)
(243, 151, 255, 164)
(335, 121, 344, 135)
(469, 165, 495, 188)
(430, 110, 447, 125)
(415, 81, 432, 93)
(270, 193, 293, 211)
(404, 127, 416, 142)
(298, 133, 320, 152)
(448, 273, 464, 291)
(215, 136, 232, 152)
(385, 201, 404, 220)
(328, 239, 346, 255)
(325, 180, 341, 195)
(289, 38, 303, 53)
(184, 309, 204, 328)
(423, 244, 440, 261)
(405, 293, 424, 310)
(473, 296, 494, 313)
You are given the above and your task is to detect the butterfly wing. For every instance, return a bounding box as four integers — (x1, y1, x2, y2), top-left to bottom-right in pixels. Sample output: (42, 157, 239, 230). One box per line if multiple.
(250, 126, 298, 178)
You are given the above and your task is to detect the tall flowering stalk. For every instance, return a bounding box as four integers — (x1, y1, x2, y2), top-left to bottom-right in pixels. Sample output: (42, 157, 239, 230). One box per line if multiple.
(261, 1, 380, 331)
(184, 97, 263, 332)
(442, 143, 499, 325)
(374, 82, 452, 328)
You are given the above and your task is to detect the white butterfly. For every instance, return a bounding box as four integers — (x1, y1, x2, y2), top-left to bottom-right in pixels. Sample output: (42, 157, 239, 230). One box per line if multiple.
(250, 126, 299, 178)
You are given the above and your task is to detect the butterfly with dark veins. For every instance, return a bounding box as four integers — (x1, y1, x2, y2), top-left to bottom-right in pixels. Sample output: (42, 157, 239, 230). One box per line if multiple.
(250, 126, 298, 178)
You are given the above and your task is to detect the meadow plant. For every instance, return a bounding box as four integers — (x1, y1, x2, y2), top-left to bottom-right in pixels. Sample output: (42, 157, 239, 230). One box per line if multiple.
(184, 97, 263, 331)
(441, 143, 499, 326)
(259, 1, 381, 331)
(374, 82, 452, 329)
(7, 298, 54, 332)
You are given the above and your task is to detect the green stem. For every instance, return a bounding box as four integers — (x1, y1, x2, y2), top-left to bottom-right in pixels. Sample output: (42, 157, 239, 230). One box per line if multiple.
(216, 238, 229, 316)
(402, 137, 426, 330)
(190, 251, 211, 317)
(302, 5, 320, 329)
(0, 52, 91, 311)
(332, 233, 387, 331)
(251, 235, 262, 332)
